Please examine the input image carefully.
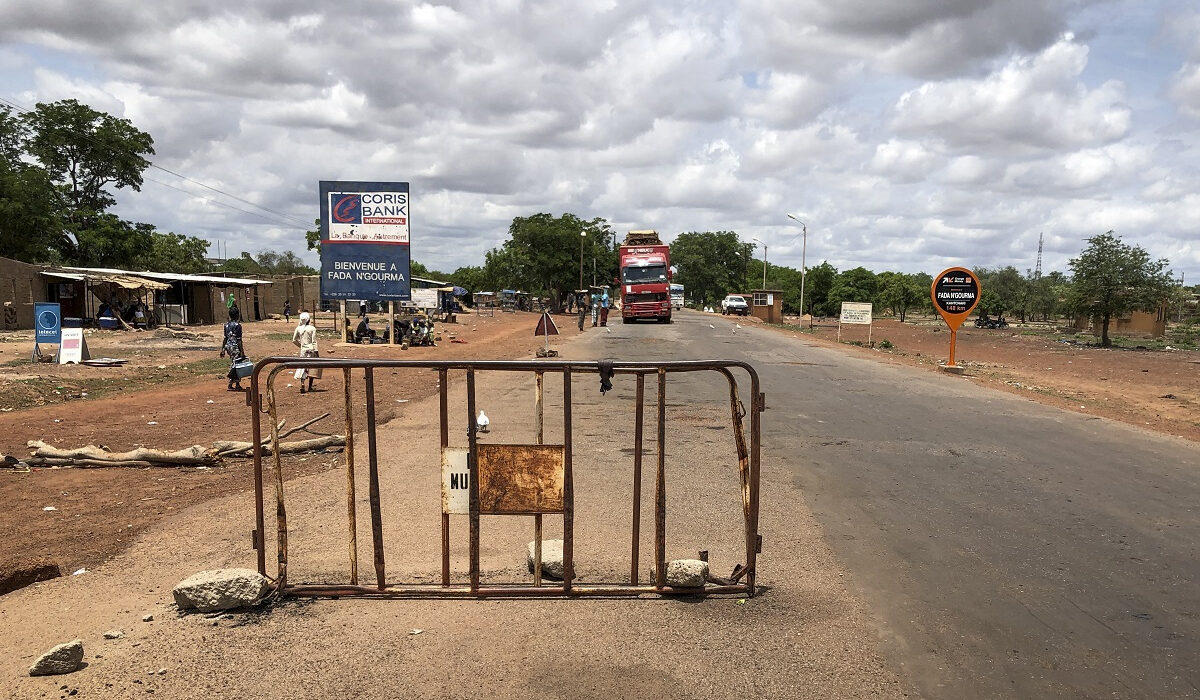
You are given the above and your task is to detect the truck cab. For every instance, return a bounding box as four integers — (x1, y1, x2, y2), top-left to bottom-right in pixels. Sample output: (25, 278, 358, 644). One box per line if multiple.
(619, 231, 672, 323)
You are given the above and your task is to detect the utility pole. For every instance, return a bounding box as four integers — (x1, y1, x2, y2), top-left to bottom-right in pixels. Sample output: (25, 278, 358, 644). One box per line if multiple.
(762, 243, 767, 288)
(787, 214, 808, 324)
(579, 232, 585, 291)
(751, 238, 767, 289)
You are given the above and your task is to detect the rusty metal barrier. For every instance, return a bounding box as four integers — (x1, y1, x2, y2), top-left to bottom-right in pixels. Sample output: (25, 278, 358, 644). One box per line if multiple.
(247, 358, 763, 598)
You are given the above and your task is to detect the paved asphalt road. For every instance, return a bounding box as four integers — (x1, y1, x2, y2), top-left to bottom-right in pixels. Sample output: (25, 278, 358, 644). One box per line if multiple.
(589, 310, 1199, 698)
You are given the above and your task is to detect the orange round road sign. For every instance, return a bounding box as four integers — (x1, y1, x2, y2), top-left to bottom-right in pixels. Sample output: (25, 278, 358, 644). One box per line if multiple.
(931, 267, 980, 331)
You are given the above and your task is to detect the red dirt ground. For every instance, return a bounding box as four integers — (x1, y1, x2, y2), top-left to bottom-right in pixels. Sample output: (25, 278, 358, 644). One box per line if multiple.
(3, 309, 1195, 595)
(768, 314, 1200, 443)
(0, 310, 577, 589)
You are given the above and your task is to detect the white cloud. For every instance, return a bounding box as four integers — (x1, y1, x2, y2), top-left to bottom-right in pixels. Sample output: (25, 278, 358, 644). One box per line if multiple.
(0, 1, 1195, 283)
(1167, 63, 1200, 119)
(892, 36, 1131, 153)
(870, 139, 939, 181)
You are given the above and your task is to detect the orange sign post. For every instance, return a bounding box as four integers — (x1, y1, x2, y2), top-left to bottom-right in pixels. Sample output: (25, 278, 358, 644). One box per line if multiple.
(930, 267, 981, 369)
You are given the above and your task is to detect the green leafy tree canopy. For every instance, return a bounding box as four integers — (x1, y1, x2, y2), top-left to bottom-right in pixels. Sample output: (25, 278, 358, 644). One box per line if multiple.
(827, 267, 879, 310)
(1067, 231, 1174, 346)
(671, 231, 750, 307)
(23, 99, 154, 223)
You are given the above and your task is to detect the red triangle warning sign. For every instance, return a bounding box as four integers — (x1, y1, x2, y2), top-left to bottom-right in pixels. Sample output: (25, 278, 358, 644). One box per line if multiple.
(534, 312, 559, 336)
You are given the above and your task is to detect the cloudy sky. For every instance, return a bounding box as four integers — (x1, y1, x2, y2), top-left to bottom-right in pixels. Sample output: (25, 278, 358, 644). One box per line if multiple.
(1, 0, 1197, 281)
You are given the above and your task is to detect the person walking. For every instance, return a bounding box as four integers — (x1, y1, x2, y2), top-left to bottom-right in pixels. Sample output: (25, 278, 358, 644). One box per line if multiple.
(292, 311, 319, 394)
(220, 306, 246, 391)
(283, 300, 291, 323)
(600, 290, 610, 326)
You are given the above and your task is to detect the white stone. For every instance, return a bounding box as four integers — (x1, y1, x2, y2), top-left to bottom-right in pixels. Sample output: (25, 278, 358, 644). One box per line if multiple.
(172, 568, 269, 612)
(526, 539, 565, 580)
(29, 639, 84, 676)
(102, 629, 124, 639)
(666, 559, 709, 588)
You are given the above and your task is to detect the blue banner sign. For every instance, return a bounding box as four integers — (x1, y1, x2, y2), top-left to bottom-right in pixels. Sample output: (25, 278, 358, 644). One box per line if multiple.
(319, 180, 411, 301)
(34, 302, 61, 344)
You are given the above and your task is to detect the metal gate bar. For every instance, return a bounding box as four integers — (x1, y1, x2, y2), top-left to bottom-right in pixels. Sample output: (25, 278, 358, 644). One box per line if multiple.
(248, 358, 763, 598)
(631, 373, 644, 584)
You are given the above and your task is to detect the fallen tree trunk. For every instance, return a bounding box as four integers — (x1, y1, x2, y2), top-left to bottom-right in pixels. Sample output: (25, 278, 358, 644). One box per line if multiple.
(23, 411, 344, 468)
(214, 434, 345, 458)
(27, 457, 159, 468)
(212, 412, 331, 457)
(26, 441, 216, 466)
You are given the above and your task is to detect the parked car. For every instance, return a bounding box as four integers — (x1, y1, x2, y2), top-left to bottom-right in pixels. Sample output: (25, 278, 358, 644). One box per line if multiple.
(721, 295, 749, 315)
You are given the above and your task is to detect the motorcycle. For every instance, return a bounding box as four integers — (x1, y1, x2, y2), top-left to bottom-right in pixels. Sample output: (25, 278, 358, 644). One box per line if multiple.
(974, 315, 1009, 329)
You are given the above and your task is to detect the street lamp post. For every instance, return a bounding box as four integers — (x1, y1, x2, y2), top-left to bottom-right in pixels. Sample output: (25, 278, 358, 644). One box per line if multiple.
(751, 237, 767, 289)
(579, 231, 586, 291)
(787, 214, 808, 325)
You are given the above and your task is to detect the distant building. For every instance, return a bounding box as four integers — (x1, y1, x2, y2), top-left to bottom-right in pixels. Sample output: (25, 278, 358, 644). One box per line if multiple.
(1072, 301, 1170, 338)
(0, 255, 271, 329)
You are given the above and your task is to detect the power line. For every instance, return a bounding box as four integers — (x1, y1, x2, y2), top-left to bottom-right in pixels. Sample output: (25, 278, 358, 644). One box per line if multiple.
(146, 163, 312, 228)
(1, 95, 311, 229)
(142, 175, 304, 229)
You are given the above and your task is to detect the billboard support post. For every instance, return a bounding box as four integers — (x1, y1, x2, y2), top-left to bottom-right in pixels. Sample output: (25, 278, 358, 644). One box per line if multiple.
(389, 301, 397, 345)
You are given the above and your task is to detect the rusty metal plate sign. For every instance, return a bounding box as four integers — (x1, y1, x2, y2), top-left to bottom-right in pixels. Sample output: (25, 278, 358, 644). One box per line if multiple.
(441, 448, 470, 514)
(477, 444, 565, 515)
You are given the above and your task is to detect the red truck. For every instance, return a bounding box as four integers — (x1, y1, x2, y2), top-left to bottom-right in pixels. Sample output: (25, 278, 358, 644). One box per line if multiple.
(619, 230, 672, 323)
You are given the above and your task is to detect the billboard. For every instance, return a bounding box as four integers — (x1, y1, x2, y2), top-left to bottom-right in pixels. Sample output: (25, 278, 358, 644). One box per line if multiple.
(34, 302, 61, 344)
(839, 302, 872, 324)
(319, 180, 411, 301)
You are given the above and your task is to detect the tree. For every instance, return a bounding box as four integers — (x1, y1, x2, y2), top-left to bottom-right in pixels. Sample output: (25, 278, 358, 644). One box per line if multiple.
(1067, 231, 1174, 347)
(410, 260, 450, 281)
(976, 266, 1026, 320)
(256, 251, 317, 275)
(670, 231, 750, 307)
(1026, 270, 1069, 322)
(216, 250, 317, 276)
(910, 271, 934, 316)
(304, 219, 321, 258)
(827, 267, 879, 311)
(804, 262, 837, 316)
(877, 272, 924, 322)
(0, 106, 64, 263)
(22, 100, 154, 259)
(73, 214, 155, 268)
(976, 289, 1004, 318)
(450, 265, 487, 296)
(493, 213, 615, 309)
(136, 232, 211, 273)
